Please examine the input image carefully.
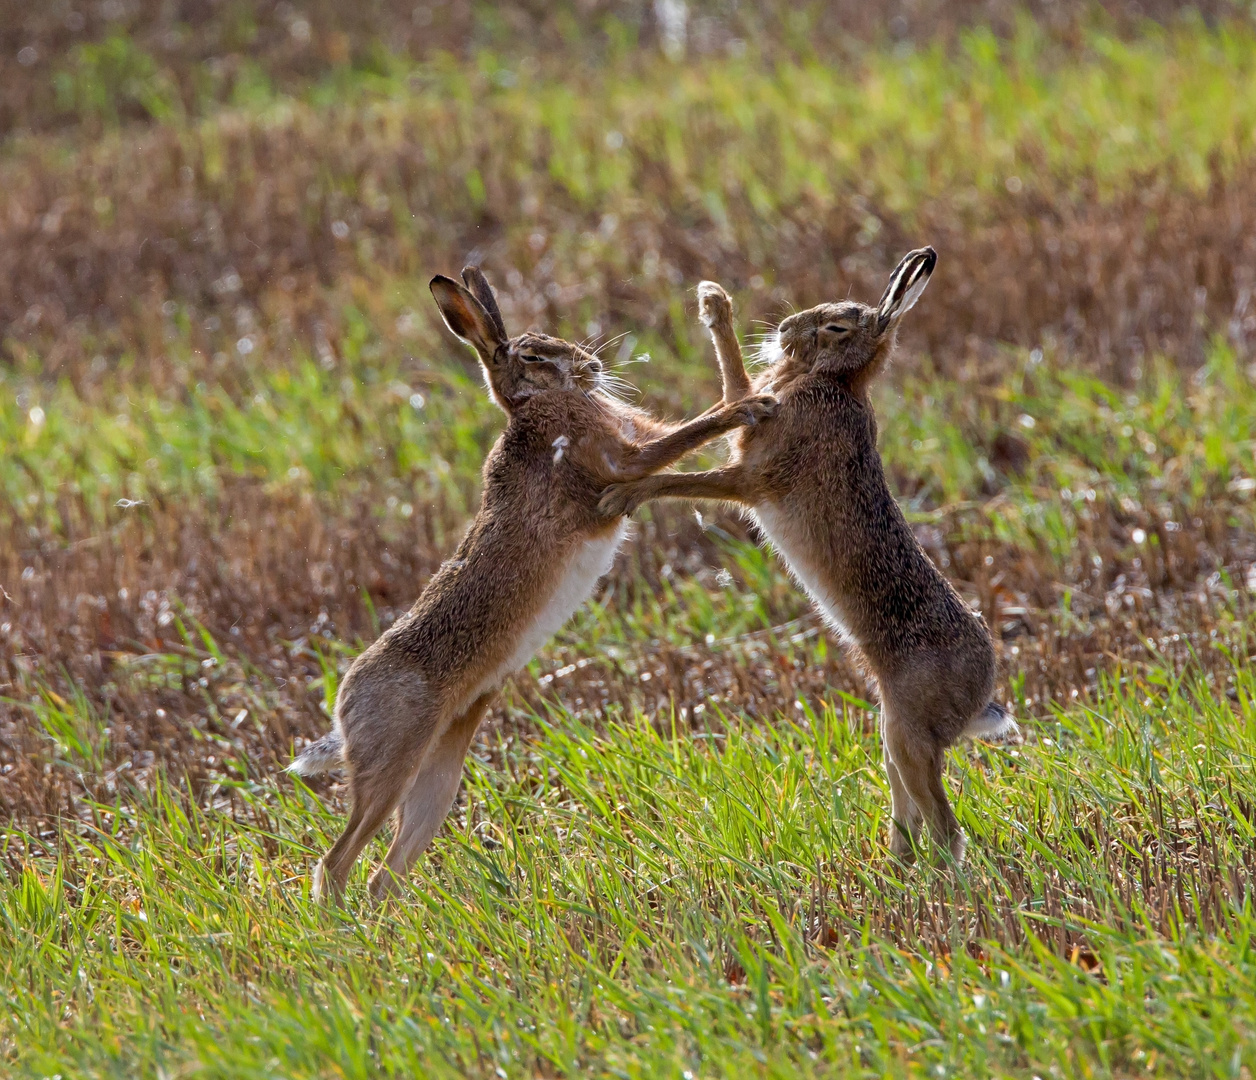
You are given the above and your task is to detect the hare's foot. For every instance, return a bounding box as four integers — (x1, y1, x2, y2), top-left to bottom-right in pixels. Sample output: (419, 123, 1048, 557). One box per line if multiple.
(889, 822, 920, 866)
(697, 281, 734, 329)
(723, 393, 777, 426)
(311, 859, 339, 904)
(600, 481, 647, 518)
(885, 746, 923, 865)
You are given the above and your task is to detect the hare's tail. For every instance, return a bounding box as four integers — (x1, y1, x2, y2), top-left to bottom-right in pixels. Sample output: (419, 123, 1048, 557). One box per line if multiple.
(286, 729, 344, 776)
(962, 701, 1022, 744)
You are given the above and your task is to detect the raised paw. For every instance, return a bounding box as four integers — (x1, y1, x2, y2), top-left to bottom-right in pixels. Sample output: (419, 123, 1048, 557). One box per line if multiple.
(696, 281, 734, 329)
(727, 393, 778, 426)
(598, 483, 640, 518)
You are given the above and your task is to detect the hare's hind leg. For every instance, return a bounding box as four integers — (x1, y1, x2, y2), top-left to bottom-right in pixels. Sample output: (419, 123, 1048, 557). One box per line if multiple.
(368, 694, 492, 901)
(313, 674, 440, 902)
(314, 770, 409, 903)
(881, 708, 965, 865)
(880, 709, 923, 861)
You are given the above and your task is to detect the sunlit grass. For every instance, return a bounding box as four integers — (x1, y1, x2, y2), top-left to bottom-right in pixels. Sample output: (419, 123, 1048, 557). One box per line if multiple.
(3, 615, 1255, 1077)
(10, 15, 1256, 396)
(3, 337, 1252, 566)
(27, 17, 1256, 213)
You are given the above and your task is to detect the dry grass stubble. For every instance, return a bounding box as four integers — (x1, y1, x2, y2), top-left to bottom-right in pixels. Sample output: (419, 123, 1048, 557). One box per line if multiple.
(2, 477, 1252, 833)
(4, 105, 1256, 388)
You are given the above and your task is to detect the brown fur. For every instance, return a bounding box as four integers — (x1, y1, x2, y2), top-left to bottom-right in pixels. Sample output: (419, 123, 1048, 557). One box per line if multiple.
(600, 250, 1016, 864)
(290, 267, 775, 902)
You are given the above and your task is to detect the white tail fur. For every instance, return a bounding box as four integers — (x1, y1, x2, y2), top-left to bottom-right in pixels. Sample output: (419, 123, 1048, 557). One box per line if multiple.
(962, 702, 1022, 744)
(286, 729, 345, 776)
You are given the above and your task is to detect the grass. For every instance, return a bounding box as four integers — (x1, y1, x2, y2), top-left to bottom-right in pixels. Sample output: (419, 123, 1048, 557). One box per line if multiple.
(9, 16, 1256, 385)
(5, 5, 1256, 1077)
(28, 17, 1256, 207)
(3, 336, 1253, 567)
(3, 621, 1256, 1077)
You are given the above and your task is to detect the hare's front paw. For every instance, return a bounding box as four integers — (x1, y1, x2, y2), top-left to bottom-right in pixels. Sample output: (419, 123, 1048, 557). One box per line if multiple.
(729, 393, 778, 426)
(696, 281, 734, 328)
(599, 483, 639, 518)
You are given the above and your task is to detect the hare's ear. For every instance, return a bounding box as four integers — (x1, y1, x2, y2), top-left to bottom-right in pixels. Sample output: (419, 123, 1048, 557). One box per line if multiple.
(460, 265, 508, 341)
(876, 247, 937, 335)
(430, 274, 507, 364)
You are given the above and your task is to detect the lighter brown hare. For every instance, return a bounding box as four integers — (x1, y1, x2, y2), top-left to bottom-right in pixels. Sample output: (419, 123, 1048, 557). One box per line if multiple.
(288, 267, 776, 902)
(600, 249, 1017, 864)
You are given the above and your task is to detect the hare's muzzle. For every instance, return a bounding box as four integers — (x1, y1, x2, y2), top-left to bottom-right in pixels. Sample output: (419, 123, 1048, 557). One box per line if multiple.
(577, 357, 604, 387)
(753, 326, 787, 367)
(776, 317, 808, 358)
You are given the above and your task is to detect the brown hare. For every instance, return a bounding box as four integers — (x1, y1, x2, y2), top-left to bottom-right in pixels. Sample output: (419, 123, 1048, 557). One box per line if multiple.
(288, 266, 776, 902)
(600, 249, 1017, 864)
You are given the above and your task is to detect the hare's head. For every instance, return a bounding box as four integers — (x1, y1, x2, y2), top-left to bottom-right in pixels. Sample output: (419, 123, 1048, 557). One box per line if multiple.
(430, 267, 606, 412)
(763, 247, 936, 389)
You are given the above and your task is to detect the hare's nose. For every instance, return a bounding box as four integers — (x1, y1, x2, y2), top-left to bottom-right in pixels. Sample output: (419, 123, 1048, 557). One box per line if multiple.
(586, 359, 603, 373)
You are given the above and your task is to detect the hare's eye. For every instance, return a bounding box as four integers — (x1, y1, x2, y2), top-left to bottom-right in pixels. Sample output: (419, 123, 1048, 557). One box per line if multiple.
(520, 354, 543, 364)
(824, 323, 851, 335)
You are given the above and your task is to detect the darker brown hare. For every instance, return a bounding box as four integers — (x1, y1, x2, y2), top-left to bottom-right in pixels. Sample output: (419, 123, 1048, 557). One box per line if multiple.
(289, 267, 776, 902)
(600, 249, 1017, 864)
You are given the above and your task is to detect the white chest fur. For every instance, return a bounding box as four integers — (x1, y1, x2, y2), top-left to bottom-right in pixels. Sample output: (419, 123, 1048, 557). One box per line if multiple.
(753, 503, 855, 643)
(482, 521, 630, 695)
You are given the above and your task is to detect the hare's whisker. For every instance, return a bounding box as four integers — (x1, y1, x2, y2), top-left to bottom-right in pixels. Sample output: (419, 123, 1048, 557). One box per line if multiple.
(598, 377, 640, 400)
(590, 331, 631, 359)
(611, 353, 652, 368)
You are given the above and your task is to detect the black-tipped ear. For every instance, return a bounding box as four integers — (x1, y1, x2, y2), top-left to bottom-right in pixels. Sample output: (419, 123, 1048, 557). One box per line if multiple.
(460, 265, 508, 341)
(876, 246, 937, 334)
(430, 274, 507, 364)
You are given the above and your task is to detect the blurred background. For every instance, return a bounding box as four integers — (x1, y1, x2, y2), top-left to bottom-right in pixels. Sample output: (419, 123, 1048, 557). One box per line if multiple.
(2, 1, 1255, 824)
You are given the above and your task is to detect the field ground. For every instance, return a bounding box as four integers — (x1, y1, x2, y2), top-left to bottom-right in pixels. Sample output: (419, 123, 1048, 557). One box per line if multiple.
(3, 3, 1256, 1076)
